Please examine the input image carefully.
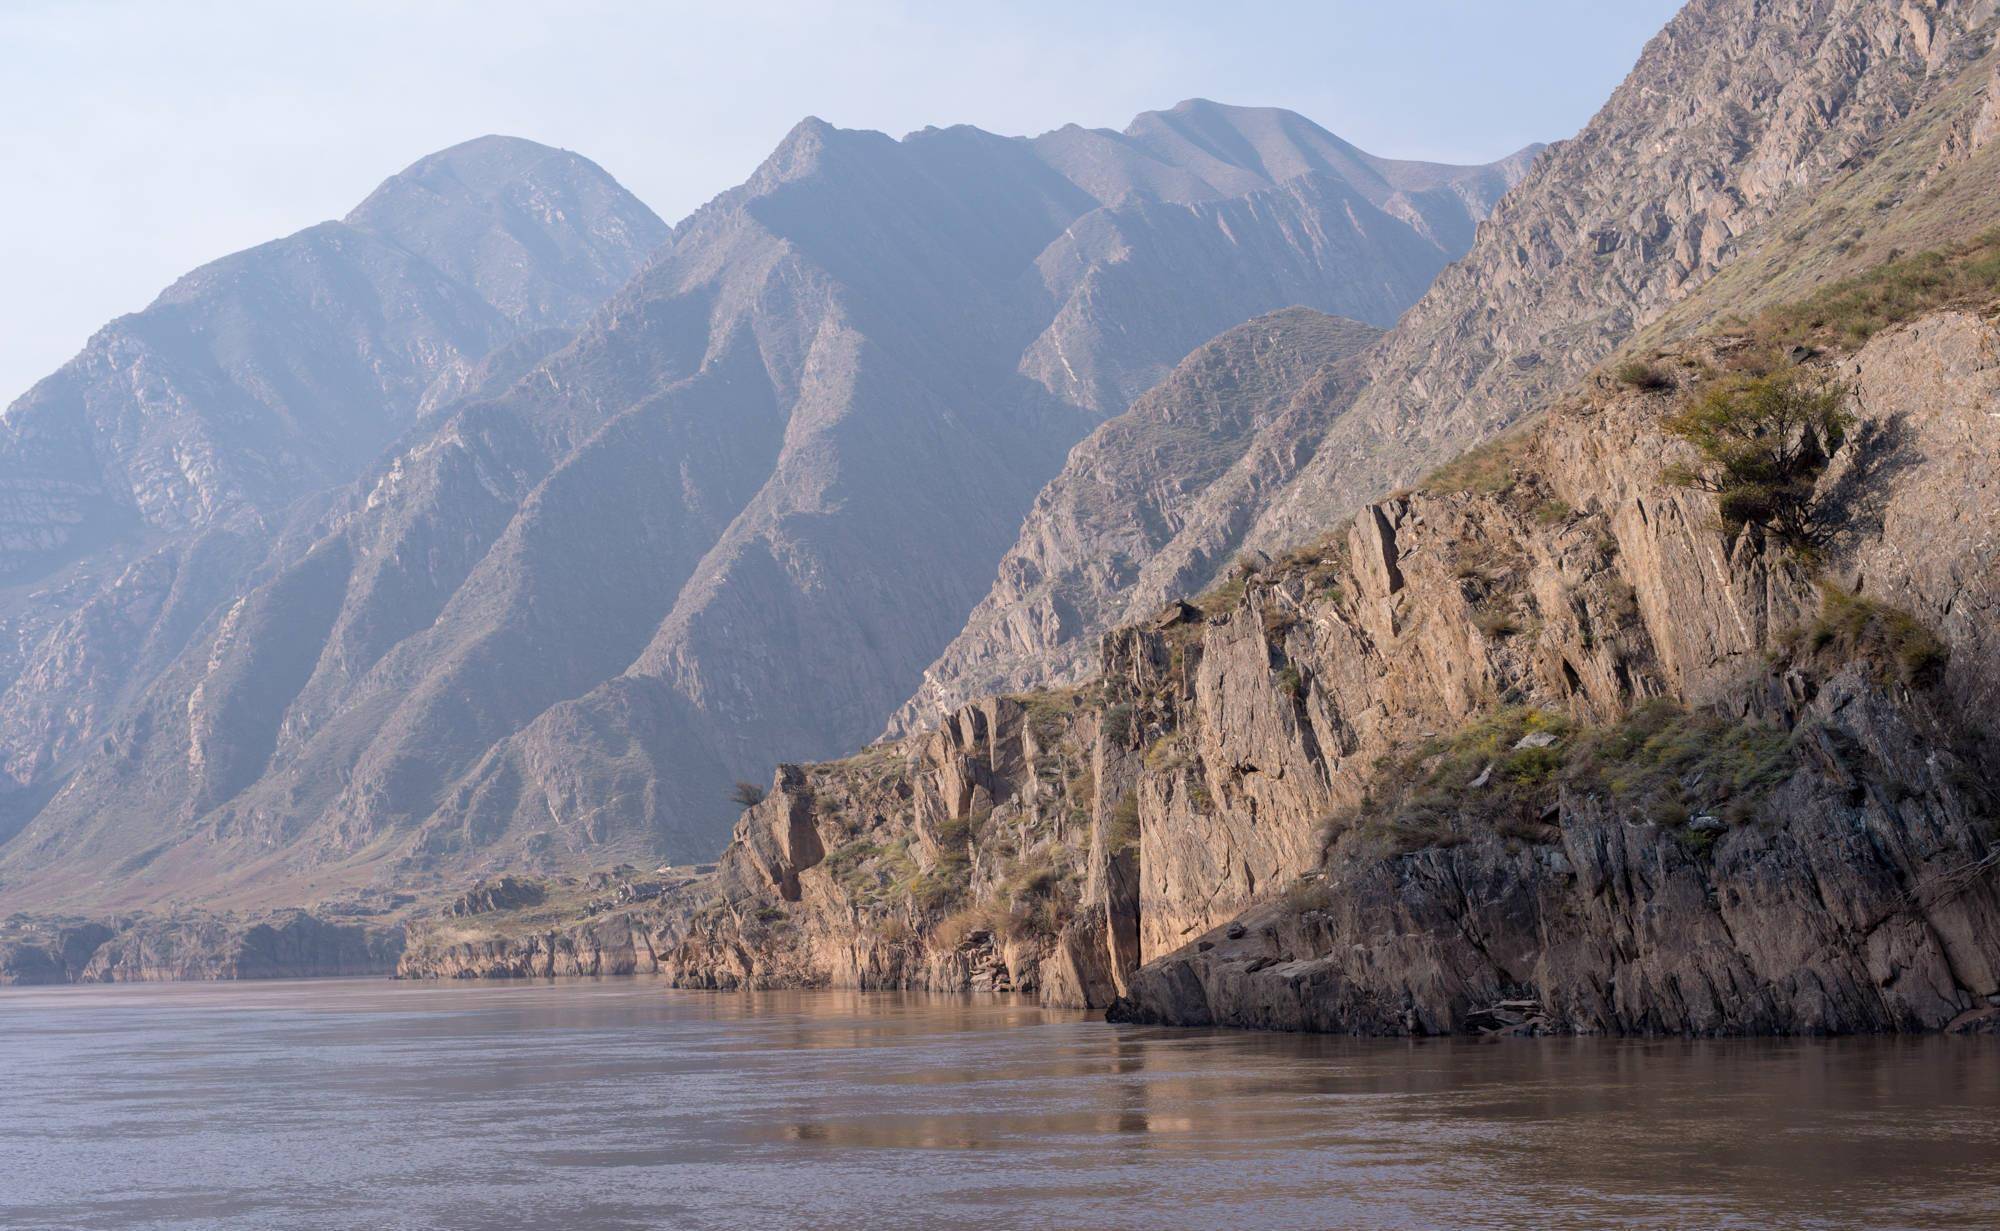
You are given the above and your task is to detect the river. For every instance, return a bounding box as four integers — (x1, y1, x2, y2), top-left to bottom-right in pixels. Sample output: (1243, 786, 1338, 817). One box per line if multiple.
(2, 979, 1996, 1229)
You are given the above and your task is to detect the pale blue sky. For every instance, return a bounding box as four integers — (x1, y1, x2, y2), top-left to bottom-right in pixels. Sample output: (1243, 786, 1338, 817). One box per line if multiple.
(0, 0, 1685, 402)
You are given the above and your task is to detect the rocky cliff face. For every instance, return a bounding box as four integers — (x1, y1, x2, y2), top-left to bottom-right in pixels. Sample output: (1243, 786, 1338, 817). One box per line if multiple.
(404, 303, 2000, 1036)
(399, 701, 1119, 1005)
(0, 104, 1533, 914)
(906, 0, 2000, 729)
(1249, 0, 2000, 547)
(1099, 306, 1998, 1032)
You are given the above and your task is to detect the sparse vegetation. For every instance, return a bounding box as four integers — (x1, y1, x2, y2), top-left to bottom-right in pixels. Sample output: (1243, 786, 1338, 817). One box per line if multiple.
(1474, 609, 1523, 640)
(1019, 689, 1078, 744)
(1101, 702, 1135, 746)
(1423, 431, 1536, 497)
(1194, 574, 1247, 617)
(1326, 702, 1795, 856)
(1565, 700, 1794, 829)
(1104, 792, 1140, 854)
(1662, 366, 1854, 552)
(1743, 228, 2000, 354)
(1783, 583, 1949, 688)
(729, 780, 767, 807)
(1614, 359, 1676, 391)
(1532, 498, 1573, 526)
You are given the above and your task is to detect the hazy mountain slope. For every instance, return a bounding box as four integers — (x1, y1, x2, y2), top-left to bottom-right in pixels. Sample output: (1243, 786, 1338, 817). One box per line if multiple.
(0, 137, 666, 581)
(904, 0, 2000, 732)
(343, 135, 671, 332)
(897, 309, 1381, 727)
(0, 138, 663, 853)
(0, 107, 1532, 911)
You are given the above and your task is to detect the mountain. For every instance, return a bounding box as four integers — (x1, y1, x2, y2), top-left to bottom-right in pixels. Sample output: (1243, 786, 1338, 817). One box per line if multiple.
(0, 136, 666, 580)
(395, 3, 2000, 1038)
(0, 137, 665, 807)
(904, 0, 2000, 726)
(0, 106, 1534, 913)
(895, 307, 1381, 727)
(519, 294, 1996, 1036)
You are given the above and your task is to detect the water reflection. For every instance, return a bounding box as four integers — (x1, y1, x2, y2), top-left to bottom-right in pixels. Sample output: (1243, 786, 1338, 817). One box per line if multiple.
(1, 980, 1996, 1230)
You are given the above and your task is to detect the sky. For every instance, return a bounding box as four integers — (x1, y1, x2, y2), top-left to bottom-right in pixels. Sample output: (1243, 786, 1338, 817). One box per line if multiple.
(0, 0, 1685, 404)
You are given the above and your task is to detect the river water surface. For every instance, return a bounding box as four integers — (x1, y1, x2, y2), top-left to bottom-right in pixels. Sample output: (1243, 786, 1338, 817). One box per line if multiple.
(2, 978, 1997, 1230)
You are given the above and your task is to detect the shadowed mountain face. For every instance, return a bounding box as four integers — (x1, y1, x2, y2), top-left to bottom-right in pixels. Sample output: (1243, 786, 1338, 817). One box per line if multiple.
(903, 0, 2000, 728)
(0, 103, 1532, 911)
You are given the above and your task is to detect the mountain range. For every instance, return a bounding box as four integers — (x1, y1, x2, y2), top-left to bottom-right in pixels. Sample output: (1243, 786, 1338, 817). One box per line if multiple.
(387, 0, 2000, 1043)
(0, 102, 1535, 912)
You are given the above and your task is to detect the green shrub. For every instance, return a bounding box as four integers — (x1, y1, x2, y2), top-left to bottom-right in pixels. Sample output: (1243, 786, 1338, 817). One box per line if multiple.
(1532, 498, 1573, 525)
(1662, 367, 1854, 551)
(1021, 693, 1071, 743)
(1791, 584, 1949, 688)
(1614, 360, 1676, 391)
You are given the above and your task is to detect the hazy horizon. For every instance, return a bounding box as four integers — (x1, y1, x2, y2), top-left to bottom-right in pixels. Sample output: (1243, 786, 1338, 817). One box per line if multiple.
(0, 0, 1683, 403)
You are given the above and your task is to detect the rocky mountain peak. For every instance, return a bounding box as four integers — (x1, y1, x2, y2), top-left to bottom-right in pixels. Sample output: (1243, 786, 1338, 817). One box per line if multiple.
(344, 134, 669, 330)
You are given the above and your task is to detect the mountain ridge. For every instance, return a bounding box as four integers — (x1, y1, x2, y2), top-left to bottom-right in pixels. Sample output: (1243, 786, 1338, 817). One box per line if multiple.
(0, 104, 1533, 913)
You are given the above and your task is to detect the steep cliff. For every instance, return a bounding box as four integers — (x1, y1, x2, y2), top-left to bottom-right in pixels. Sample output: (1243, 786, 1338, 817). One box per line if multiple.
(907, 0, 2000, 727)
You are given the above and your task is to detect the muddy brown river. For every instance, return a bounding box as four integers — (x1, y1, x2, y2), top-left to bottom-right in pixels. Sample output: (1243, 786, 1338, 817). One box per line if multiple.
(2, 979, 1996, 1229)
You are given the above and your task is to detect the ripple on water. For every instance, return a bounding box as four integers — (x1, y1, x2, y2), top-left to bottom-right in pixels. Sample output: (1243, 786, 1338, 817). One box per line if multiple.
(1, 979, 1997, 1231)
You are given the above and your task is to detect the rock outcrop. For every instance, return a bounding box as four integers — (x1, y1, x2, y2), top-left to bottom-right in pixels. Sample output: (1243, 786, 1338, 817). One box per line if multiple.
(1113, 674, 2000, 1036)
(401, 695, 1121, 1006)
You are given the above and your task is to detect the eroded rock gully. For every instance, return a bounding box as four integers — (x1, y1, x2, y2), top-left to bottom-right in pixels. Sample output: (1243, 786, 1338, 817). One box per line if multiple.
(402, 310, 2000, 1036)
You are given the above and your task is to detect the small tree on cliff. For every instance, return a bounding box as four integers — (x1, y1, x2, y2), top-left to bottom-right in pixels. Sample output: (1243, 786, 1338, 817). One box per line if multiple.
(730, 780, 766, 808)
(1662, 367, 1853, 553)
